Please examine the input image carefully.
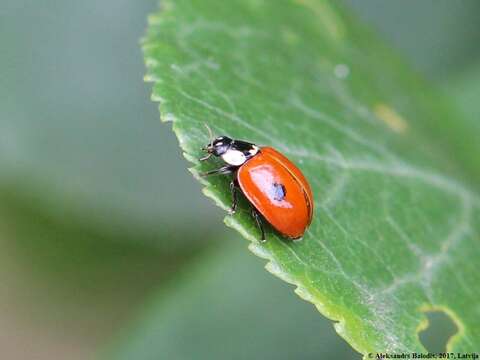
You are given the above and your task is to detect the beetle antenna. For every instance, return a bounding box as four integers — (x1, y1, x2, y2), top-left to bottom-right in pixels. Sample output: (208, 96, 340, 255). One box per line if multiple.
(204, 123, 214, 145)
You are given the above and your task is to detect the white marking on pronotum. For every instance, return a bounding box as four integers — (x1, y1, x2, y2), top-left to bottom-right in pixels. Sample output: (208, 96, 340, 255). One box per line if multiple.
(222, 149, 247, 166)
(249, 145, 260, 155)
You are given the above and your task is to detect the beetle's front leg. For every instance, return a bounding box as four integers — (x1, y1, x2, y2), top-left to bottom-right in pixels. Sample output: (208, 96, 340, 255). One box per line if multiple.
(199, 153, 212, 162)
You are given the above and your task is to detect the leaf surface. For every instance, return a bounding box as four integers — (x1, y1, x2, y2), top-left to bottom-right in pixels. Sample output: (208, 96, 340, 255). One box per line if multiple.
(143, 0, 480, 354)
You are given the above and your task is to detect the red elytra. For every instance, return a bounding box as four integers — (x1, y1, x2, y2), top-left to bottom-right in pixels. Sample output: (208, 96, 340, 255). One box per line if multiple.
(237, 147, 313, 239)
(200, 133, 314, 241)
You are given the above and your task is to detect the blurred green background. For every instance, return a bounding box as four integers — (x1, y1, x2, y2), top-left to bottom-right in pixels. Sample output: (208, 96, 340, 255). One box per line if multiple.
(0, 1, 479, 359)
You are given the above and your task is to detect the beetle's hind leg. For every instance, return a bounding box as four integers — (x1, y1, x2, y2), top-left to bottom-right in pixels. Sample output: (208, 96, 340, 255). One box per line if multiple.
(229, 179, 240, 214)
(250, 207, 266, 242)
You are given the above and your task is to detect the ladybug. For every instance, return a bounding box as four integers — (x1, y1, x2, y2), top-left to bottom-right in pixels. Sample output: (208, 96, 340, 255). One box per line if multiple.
(200, 126, 314, 241)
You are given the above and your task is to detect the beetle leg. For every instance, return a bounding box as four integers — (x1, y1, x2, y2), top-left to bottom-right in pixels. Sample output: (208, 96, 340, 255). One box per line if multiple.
(251, 207, 266, 242)
(228, 180, 239, 214)
(199, 152, 212, 162)
(200, 165, 236, 177)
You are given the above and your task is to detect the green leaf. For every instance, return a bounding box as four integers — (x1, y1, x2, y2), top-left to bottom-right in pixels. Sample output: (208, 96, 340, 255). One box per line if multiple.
(108, 240, 360, 360)
(143, 0, 480, 354)
(0, 186, 193, 357)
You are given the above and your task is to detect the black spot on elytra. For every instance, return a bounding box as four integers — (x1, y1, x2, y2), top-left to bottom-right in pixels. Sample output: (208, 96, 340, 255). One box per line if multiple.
(271, 182, 287, 201)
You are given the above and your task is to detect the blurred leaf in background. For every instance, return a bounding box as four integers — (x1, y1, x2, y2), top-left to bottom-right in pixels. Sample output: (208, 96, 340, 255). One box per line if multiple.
(0, 0, 220, 251)
(110, 240, 360, 360)
(345, 0, 480, 82)
(0, 194, 189, 359)
(448, 64, 480, 127)
(1, 0, 222, 358)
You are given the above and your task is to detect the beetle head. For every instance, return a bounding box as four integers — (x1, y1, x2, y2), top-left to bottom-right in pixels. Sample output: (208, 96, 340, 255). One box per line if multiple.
(203, 136, 233, 156)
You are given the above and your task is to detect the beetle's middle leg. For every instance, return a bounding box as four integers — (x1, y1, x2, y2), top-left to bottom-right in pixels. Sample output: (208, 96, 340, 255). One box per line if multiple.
(229, 179, 240, 214)
(200, 165, 236, 177)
